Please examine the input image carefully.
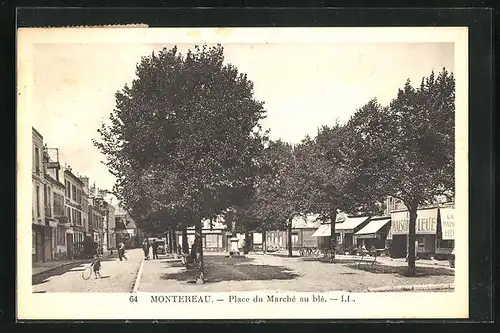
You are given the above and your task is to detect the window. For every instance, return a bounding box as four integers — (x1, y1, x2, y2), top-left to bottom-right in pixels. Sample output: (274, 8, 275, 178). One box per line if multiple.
(66, 207, 71, 223)
(72, 185, 77, 201)
(32, 230, 36, 254)
(437, 239, 454, 249)
(206, 234, 219, 248)
(35, 147, 40, 174)
(65, 181, 71, 197)
(57, 226, 66, 245)
(72, 209, 80, 225)
(54, 193, 65, 216)
(48, 186, 52, 207)
(44, 185, 48, 206)
(36, 186, 40, 218)
(416, 235, 425, 247)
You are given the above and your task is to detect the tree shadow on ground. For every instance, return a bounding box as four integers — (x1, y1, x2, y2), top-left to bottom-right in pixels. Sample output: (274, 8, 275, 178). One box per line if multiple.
(346, 264, 454, 277)
(205, 255, 256, 264)
(161, 255, 299, 284)
(32, 254, 118, 286)
(267, 253, 302, 258)
(301, 257, 359, 265)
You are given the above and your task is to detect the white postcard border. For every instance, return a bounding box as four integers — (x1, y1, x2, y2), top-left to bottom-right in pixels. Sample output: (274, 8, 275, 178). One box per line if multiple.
(17, 27, 469, 320)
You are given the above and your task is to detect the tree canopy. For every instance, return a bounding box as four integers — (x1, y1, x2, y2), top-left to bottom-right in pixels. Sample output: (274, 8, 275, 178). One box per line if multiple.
(94, 44, 268, 231)
(343, 68, 455, 275)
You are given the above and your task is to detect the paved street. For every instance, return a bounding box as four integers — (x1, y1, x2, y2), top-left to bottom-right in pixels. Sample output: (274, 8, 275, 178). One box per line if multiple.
(33, 249, 143, 293)
(138, 252, 454, 293)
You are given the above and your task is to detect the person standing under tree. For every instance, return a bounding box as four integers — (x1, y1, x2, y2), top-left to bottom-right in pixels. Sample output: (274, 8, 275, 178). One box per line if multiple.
(143, 239, 150, 260)
(152, 241, 159, 260)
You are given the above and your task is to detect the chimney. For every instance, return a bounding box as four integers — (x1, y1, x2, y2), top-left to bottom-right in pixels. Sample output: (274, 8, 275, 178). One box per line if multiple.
(80, 176, 89, 189)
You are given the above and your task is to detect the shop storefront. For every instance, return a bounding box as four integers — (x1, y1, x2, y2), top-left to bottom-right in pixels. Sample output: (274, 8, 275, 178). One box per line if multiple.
(388, 206, 454, 259)
(312, 216, 370, 251)
(353, 217, 391, 250)
(435, 207, 455, 259)
(177, 229, 226, 252)
(336, 216, 370, 249)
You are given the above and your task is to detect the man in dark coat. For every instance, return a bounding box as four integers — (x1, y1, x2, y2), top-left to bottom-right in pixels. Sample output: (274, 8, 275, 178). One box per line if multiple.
(152, 241, 159, 260)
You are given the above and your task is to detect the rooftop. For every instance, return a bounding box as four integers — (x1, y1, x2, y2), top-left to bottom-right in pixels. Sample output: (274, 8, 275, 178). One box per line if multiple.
(32, 127, 43, 139)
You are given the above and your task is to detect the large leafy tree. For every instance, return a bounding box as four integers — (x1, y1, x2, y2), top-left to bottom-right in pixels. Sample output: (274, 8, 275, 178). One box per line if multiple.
(232, 139, 298, 255)
(296, 124, 383, 261)
(94, 44, 267, 281)
(344, 68, 455, 276)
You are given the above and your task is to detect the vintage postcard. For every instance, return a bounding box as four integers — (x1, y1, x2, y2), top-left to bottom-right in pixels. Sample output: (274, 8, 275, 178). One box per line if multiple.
(17, 27, 468, 320)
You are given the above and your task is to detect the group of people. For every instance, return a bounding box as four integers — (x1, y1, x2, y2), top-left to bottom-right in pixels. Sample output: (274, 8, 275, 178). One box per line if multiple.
(143, 238, 159, 260)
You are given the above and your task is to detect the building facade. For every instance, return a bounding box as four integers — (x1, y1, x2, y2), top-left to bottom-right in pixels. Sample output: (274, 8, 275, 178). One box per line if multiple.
(63, 168, 86, 258)
(79, 177, 90, 239)
(387, 201, 455, 259)
(32, 128, 48, 263)
(43, 172, 65, 260)
(176, 218, 227, 252)
(106, 203, 116, 250)
(88, 201, 104, 249)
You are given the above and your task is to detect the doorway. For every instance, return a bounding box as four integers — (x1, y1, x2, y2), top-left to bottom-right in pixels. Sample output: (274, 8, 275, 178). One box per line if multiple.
(35, 228, 44, 263)
(66, 234, 74, 259)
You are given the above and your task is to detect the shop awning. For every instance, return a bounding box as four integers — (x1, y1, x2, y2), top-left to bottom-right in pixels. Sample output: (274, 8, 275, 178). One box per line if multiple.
(312, 224, 330, 237)
(336, 216, 370, 232)
(355, 218, 391, 239)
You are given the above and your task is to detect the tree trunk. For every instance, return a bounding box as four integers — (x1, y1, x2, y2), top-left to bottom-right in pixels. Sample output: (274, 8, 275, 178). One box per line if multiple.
(182, 225, 189, 254)
(195, 219, 204, 283)
(407, 204, 418, 276)
(172, 227, 178, 254)
(167, 228, 173, 253)
(330, 210, 338, 262)
(263, 230, 267, 254)
(287, 217, 293, 257)
(244, 231, 250, 254)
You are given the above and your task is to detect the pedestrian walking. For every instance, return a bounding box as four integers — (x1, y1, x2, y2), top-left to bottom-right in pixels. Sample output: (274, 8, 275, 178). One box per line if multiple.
(152, 241, 159, 260)
(143, 239, 150, 260)
(118, 241, 128, 261)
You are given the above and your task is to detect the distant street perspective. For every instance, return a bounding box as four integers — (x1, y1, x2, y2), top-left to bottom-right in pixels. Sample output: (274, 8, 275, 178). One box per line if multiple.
(32, 42, 456, 293)
(33, 249, 143, 293)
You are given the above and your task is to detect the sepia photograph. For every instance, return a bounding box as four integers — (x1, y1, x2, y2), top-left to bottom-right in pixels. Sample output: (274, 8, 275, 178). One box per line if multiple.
(17, 27, 468, 320)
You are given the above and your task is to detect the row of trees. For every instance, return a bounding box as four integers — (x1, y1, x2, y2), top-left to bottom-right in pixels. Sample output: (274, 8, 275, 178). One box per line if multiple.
(94, 44, 455, 278)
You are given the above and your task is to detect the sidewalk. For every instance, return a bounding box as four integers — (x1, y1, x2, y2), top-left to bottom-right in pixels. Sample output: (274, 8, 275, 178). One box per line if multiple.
(32, 251, 114, 277)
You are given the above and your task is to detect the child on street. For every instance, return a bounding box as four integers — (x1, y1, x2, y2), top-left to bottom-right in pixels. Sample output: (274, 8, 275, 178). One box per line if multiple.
(91, 255, 102, 279)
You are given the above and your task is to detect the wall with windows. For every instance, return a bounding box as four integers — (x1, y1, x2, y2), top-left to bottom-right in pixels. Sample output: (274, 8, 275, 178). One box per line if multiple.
(53, 192, 65, 217)
(32, 182, 44, 223)
(32, 129, 45, 224)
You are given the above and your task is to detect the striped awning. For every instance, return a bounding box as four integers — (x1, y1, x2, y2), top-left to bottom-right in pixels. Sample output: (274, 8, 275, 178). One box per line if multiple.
(312, 224, 331, 237)
(355, 218, 391, 239)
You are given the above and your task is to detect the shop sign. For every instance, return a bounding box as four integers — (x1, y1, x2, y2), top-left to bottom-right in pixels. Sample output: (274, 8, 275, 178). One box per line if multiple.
(440, 208, 455, 240)
(65, 198, 82, 210)
(390, 208, 438, 235)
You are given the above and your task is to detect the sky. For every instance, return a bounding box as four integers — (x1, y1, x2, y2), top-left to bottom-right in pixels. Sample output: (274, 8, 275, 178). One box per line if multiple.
(31, 41, 454, 201)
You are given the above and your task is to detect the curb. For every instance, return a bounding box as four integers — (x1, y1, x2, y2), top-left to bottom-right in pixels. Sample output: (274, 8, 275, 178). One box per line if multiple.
(366, 283, 454, 292)
(132, 258, 145, 293)
(32, 253, 113, 278)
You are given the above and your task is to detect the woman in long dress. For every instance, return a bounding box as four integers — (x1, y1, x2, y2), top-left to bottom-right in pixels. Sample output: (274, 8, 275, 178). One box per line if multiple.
(143, 239, 150, 260)
(148, 241, 153, 259)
